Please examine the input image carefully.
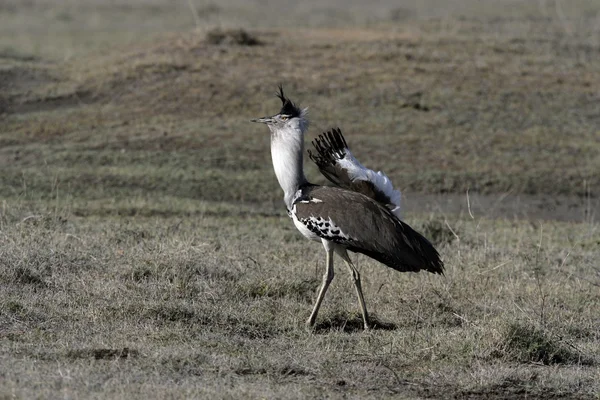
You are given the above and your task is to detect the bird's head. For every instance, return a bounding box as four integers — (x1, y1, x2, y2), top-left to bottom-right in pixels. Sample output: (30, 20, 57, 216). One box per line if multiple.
(251, 86, 309, 135)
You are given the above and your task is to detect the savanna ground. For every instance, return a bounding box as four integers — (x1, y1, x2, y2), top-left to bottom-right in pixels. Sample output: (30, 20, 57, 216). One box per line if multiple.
(1, 0, 600, 398)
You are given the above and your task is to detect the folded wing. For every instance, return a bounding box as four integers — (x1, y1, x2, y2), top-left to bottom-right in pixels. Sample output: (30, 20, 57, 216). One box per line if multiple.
(308, 128, 402, 217)
(293, 186, 443, 274)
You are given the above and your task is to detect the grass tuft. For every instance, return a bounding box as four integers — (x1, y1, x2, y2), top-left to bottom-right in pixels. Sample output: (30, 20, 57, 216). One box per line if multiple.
(12, 266, 47, 287)
(417, 219, 457, 247)
(205, 28, 262, 46)
(66, 347, 139, 360)
(500, 322, 592, 366)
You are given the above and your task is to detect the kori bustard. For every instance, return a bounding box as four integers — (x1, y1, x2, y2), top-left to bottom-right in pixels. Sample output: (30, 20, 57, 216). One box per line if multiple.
(252, 87, 443, 329)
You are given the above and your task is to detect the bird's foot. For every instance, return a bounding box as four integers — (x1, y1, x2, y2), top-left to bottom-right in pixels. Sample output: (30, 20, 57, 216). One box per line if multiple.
(362, 316, 371, 331)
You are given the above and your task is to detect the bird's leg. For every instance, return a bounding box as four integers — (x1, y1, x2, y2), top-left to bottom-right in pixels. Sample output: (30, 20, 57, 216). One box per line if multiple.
(306, 241, 335, 328)
(336, 248, 370, 330)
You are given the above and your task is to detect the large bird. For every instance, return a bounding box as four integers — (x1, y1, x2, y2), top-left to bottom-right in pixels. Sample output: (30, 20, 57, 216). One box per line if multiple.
(252, 87, 443, 329)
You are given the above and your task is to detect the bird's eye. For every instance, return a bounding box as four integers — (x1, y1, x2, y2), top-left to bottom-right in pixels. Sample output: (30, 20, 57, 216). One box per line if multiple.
(280, 115, 289, 121)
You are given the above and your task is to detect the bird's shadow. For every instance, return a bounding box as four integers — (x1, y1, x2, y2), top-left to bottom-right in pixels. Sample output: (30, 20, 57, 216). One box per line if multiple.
(313, 313, 398, 334)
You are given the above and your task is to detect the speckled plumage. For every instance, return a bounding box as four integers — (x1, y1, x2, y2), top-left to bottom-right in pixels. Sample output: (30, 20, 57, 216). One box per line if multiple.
(291, 185, 443, 274)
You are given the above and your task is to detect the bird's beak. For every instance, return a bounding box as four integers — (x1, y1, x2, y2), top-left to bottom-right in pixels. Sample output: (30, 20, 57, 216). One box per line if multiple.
(251, 116, 274, 124)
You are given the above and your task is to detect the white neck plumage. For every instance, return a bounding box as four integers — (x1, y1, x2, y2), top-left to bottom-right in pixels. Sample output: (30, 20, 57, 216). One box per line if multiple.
(270, 122, 309, 209)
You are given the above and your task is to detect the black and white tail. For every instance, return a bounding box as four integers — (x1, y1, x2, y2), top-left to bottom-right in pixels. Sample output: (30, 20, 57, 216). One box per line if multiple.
(308, 128, 402, 217)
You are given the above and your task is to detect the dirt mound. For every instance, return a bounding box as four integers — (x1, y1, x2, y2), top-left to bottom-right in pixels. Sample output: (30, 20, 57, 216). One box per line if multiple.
(205, 28, 262, 46)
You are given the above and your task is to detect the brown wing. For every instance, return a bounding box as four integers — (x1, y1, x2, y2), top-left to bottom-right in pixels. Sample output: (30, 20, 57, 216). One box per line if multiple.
(293, 186, 443, 275)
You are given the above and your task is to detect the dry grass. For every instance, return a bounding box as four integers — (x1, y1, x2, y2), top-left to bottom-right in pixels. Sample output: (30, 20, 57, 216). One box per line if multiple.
(1, 1, 600, 398)
(0, 205, 598, 398)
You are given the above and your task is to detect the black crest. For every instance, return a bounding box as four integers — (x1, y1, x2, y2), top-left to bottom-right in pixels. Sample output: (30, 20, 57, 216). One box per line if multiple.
(276, 85, 301, 118)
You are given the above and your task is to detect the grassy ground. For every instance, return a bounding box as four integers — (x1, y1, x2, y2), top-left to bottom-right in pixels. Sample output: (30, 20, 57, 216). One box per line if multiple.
(1, 205, 599, 398)
(1, 1, 600, 398)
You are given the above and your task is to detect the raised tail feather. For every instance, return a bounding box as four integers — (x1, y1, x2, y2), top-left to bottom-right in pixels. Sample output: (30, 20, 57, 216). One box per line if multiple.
(308, 128, 402, 215)
(309, 128, 348, 169)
